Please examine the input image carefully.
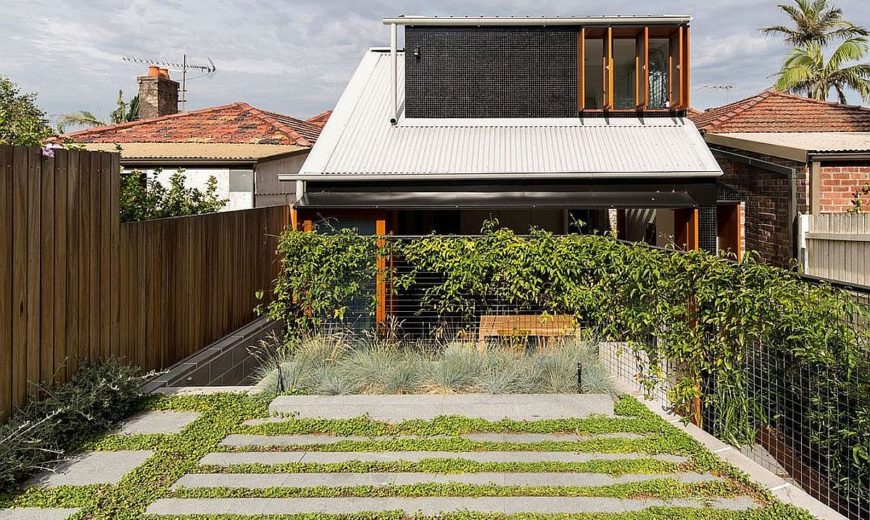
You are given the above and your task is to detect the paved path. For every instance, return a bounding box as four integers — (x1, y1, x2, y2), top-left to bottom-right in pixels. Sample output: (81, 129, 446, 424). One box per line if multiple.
(268, 393, 614, 420)
(1, 394, 765, 518)
(147, 496, 758, 515)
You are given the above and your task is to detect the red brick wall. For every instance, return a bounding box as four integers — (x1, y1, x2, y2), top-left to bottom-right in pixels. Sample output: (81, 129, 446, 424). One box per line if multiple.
(712, 147, 808, 268)
(819, 163, 870, 213)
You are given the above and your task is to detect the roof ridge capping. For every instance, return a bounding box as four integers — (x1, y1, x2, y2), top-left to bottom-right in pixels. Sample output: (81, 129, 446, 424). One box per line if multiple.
(382, 15, 693, 26)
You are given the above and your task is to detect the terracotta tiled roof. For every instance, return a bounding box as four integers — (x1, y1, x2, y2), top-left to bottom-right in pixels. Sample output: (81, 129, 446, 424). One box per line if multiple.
(690, 89, 870, 133)
(307, 110, 332, 127)
(64, 102, 322, 147)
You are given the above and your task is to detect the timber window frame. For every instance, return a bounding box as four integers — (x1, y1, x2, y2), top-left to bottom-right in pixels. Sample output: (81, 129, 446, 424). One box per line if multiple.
(579, 24, 689, 113)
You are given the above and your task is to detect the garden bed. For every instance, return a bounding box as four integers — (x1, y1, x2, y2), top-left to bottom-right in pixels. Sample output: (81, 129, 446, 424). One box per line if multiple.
(253, 335, 611, 396)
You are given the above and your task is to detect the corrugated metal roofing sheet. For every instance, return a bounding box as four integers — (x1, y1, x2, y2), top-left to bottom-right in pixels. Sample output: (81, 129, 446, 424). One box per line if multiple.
(300, 51, 722, 178)
(717, 132, 870, 154)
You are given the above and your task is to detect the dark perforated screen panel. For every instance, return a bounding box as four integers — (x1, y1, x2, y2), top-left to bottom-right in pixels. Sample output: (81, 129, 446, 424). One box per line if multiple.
(405, 26, 578, 118)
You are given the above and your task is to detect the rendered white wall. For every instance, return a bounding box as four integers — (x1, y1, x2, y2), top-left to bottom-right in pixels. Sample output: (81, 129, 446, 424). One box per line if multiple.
(124, 167, 255, 212)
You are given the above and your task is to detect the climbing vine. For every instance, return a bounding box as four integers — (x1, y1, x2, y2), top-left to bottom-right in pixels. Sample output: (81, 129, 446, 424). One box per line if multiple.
(848, 183, 870, 213)
(264, 220, 870, 496)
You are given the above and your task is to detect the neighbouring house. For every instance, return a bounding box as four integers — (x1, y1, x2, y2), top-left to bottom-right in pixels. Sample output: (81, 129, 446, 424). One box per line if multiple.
(64, 67, 325, 210)
(691, 89, 870, 268)
(283, 15, 747, 257)
(306, 110, 333, 127)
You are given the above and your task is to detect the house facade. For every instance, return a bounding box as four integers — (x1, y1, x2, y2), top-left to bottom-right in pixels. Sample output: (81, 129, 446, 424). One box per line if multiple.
(692, 90, 870, 268)
(285, 15, 742, 255)
(65, 68, 325, 210)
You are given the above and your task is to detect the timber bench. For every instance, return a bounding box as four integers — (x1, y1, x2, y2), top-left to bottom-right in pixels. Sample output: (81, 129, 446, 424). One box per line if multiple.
(477, 314, 577, 351)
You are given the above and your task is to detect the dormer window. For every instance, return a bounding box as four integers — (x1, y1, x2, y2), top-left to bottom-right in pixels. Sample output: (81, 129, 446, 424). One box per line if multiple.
(580, 25, 688, 112)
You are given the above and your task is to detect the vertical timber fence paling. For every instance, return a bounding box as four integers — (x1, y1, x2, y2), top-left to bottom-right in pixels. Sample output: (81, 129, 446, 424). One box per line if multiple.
(0, 145, 290, 420)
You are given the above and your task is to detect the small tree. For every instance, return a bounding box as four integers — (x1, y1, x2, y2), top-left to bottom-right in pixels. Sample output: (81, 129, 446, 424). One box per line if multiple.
(0, 77, 54, 146)
(120, 168, 228, 222)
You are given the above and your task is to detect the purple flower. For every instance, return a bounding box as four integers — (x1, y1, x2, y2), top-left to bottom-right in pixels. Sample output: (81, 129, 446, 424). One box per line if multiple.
(41, 143, 62, 157)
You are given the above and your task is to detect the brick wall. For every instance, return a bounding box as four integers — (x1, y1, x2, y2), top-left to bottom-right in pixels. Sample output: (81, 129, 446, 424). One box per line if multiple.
(712, 147, 808, 268)
(819, 163, 870, 213)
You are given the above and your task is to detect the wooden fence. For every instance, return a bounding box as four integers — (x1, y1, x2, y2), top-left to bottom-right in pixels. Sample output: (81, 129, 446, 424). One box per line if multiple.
(0, 145, 289, 420)
(804, 213, 870, 287)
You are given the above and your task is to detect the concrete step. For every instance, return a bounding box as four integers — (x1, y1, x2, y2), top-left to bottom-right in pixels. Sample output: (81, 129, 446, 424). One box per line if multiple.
(268, 394, 614, 421)
(0, 509, 79, 520)
(220, 432, 645, 447)
(199, 451, 688, 466)
(173, 471, 721, 489)
(147, 496, 757, 515)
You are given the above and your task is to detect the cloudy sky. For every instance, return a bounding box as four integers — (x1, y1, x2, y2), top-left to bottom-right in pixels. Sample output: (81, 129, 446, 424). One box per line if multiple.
(2, 0, 869, 124)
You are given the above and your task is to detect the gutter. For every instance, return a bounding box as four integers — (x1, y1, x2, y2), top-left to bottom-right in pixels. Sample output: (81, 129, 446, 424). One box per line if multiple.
(708, 146, 800, 263)
(382, 15, 693, 26)
(808, 152, 870, 161)
(278, 171, 722, 182)
(121, 159, 257, 168)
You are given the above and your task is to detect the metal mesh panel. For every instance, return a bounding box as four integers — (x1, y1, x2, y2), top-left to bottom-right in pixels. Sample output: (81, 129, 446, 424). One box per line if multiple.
(296, 234, 869, 518)
(405, 27, 578, 118)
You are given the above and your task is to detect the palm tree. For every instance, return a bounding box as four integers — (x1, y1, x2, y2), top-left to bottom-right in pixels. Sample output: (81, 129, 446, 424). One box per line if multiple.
(762, 0, 867, 46)
(57, 90, 139, 133)
(775, 37, 870, 103)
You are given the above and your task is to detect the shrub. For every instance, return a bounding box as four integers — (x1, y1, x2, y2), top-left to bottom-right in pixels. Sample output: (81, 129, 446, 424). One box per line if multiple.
(120, 168, 227, 222)
(0, 359, 144, 490)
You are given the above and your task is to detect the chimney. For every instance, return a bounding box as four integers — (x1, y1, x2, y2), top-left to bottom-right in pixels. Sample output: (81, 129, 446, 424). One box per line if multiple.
(137, 66, 179, 119)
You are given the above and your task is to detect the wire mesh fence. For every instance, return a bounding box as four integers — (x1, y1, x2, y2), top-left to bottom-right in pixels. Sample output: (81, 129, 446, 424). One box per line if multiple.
(718, 277, 870, 520)
(285, 232, 869, 518)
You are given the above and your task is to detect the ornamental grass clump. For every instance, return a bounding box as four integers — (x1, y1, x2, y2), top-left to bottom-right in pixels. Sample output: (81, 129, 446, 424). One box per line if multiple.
(254, 336, 611, 396)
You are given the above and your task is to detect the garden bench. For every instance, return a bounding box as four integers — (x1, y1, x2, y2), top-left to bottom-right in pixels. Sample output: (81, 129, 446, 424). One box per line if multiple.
(476, 314, 577, 351)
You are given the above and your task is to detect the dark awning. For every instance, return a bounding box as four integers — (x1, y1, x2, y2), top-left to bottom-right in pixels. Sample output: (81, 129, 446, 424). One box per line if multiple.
(298, 190, 698, 209)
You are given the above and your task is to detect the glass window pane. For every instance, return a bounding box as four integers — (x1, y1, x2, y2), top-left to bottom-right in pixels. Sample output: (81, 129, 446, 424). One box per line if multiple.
(648, 38, 670, 109)
(613, 38, 637, 110)
(583, 37, 604, 109)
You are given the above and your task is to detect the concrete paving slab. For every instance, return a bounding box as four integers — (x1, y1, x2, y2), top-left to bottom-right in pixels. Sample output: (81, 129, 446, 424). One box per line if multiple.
(220, 434, 450, 446)
(172, 471, 721, 490)
(716, 448, 788, 489)
(146, 496, 757, 515)
(463, 432, 645, 442)
(221, 432, 644, 447)
(0, 508, 79, 520)
(199, 451, 688, 466)
(771, 483, 848, 520)
(29, 451, 153, 487)
(116, 410, 201, 435)
(268, 394, 614, 421)
(153, 386, 254, 396)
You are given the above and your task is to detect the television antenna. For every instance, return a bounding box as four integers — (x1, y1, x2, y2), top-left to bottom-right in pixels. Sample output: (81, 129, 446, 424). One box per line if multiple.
(695, 84, 736, 105)
(122, 54, 216, 111)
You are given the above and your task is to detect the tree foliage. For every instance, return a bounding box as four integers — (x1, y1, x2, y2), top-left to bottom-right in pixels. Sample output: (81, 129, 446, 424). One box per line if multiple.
(762, 0, 867, 46)
(775, 37, 870, 103)
(765, 0, 870, 103)
(0, 76, 54, 146)
(57, 89, 139, 133)
(120, 168, 227, 222)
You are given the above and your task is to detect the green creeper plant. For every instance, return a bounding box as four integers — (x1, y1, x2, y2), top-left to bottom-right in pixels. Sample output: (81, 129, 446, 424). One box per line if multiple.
(265, 220, 870, 499)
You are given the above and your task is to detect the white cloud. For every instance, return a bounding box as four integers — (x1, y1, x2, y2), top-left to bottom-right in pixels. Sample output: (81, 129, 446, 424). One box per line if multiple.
(2, 0, 868, 116)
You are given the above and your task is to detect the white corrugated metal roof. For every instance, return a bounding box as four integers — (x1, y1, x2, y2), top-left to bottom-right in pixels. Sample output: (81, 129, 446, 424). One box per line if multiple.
(298, 51, 722, 179)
